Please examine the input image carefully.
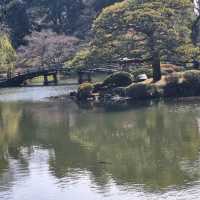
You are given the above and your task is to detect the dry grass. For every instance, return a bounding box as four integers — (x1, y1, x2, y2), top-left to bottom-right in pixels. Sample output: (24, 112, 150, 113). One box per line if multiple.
(142, 72, 184, 86)
(126, 70, 200, 99)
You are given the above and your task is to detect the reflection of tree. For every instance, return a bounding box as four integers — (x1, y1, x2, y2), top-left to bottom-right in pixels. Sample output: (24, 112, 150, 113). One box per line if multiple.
(68, 103, 200, 189)
(0, 103, 30, 190)
(0, 103, 22, 145)
(1, 101, 200, 192)
(0, 103, 22, 172)
(21, 101, 200, 190)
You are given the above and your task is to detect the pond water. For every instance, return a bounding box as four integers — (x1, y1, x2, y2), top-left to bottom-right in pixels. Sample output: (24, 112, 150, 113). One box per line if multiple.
(0, 86, 200, 199)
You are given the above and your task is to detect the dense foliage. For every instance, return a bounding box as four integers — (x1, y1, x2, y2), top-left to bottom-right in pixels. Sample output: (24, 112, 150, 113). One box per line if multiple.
(103, 71, 133, 87)
(0, 0, 121, 45)
(0, 0, 30, 47)
(0, 0, 122, 70)
(0, 0, 200, 76)
(75, 0, 197, 81)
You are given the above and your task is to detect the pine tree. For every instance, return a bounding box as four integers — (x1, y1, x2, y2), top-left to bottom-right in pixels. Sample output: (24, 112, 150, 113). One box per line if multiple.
(92, 0, 196, 81)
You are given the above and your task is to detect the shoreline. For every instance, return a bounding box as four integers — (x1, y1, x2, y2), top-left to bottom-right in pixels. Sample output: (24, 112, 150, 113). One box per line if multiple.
(64, 70, 200, 109)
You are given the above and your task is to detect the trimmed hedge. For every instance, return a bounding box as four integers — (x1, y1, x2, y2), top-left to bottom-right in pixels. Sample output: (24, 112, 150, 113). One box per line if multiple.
(103, 71, 133, 87)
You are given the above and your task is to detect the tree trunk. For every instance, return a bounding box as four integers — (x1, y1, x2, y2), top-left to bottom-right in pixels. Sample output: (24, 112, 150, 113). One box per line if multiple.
(192, 14, 200, 45)
(147, 33, 161, 82)
(191, 11, 200, 68)
(152, 51, 161, 82)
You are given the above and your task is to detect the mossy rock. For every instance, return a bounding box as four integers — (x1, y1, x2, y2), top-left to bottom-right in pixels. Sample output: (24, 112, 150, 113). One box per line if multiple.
(77, 82, 94, 100)
(103, 72, 133, 88)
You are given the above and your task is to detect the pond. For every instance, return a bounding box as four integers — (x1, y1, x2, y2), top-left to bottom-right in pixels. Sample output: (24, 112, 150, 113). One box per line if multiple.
(0, 86, 200, 199)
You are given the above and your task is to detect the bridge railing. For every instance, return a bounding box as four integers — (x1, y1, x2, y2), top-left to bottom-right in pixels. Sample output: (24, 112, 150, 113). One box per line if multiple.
(0, 65, 63, 82)
(10, 65, 64, 78)
(0, 64, 118, 83)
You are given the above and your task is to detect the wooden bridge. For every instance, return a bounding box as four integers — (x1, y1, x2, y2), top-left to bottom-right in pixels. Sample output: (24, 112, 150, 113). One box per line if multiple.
(0, 65, 118, 87)
(0, 65, 64, 87)
(0, 57, 152, 87)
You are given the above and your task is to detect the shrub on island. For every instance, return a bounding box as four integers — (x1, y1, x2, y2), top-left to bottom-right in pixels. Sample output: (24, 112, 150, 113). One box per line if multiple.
(126, 70, 200, 99)
(131, 67, 153, 79)
(126, 83, 162, 99)
(103, 72, 133, 88)
(76, 70, 200, 103)
(183, 70, 200, 86)
(131, 65, 184, 80)
(163, 73, 184, 97)
(163, 70, 200, 97)
(77, 82, 94, 101)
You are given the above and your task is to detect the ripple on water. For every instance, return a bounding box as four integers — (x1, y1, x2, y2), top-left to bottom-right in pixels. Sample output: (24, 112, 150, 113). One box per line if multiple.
(0, 85, 77, 102)
(1, 96, 200, 199)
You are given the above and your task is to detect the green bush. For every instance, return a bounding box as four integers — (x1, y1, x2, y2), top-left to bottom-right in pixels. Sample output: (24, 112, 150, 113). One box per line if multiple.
(182, 70, 200, 96)
(183, 70, 200, 85)
(103, 72, 133, 88)
(163, 71, 200, 97)
(126, 83, 162, 99)
(131, 67, 153, 78)
(77, 82, 94, 100)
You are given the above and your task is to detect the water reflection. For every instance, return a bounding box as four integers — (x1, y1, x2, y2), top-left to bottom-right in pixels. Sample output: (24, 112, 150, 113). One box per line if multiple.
(0, 100, 200, 198)
(68, 103, 200, 190)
